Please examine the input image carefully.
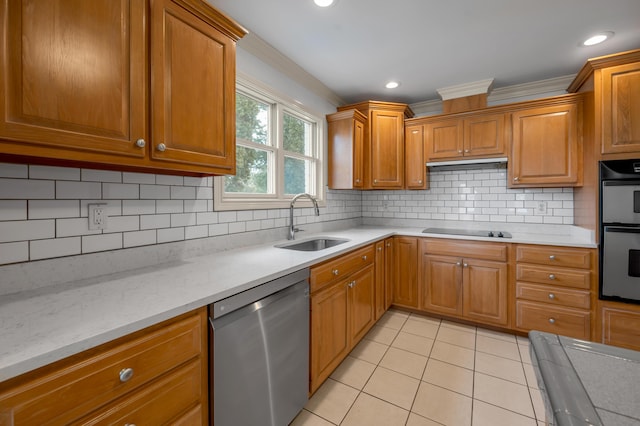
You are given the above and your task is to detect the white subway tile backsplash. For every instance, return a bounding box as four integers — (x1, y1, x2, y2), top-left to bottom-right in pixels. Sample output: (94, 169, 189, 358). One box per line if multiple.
(0, 200, 27, 221)
(157, 227, 184, 243)
(103, 183, 139, 199)
(56, 181, 101, 199)
(1, 178, 54, 199)
(196, 186, 213, 200)
(156, 199, 183, 214)
(208, 223, 229, 236)
(171, 213, 197, 227)
(196, 212, 218, 225)
(170, 186, 196, 200)
(0, 163, 29, 178)
(184, 200, 208, 213)
(82, 233, 122, 253)
(156, 175, 184, 186)
(0, 220, 54, 243)
(29, 200, 79, 219)
(123, 172, 156, 184)
(218, 211, 237, 223)
(56, 217, 102, 238)
(185, 225, 208, 240)
(105, 216, 139, 233)
(29, 165, 80, 181)
(140, 214, 170, 230)
(140, 184, 170, 200)
(122, 200, 155, 216)
(30, 237, 81, 260)
(81, 169, 122, 183)
(184, 176, 208, 187)
(0, 242, 29, 264)
(123, 230, 157, 248)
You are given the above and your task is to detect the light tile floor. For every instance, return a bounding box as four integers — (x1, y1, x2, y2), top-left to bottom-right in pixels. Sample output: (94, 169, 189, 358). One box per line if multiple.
(292, 309, 548, 426)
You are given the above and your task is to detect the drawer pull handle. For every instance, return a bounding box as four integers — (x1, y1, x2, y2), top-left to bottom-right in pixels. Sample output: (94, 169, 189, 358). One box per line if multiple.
(125, 424, 136, 426)
(548, 274, 556, 280)
(332, 269, 339, 276)
(548, 293, 555, 300)
(119, 367, 134, 383)
(549, 255, 555, 260)
(548, 318, 556, 324)
(362, 255, 367, 261)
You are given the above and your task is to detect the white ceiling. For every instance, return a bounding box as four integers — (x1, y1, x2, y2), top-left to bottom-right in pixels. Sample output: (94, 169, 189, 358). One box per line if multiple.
(206, 0, 640, 105)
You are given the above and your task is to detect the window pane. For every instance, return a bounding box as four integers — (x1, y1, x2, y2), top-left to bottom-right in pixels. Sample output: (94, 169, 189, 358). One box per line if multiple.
(283, 113, 312, 155)
(284, 156, 311, 195)
(225, 146, 269, 193)
(236, 93, 269, 145)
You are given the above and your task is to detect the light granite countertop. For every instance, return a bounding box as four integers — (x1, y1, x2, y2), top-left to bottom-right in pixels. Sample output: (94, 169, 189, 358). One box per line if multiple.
(0, 225, 595, 382)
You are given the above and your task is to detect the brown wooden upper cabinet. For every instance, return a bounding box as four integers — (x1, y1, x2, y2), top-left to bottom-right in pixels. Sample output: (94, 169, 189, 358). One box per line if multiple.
(331, 101, 414, 189)
(423, 112, 507, 162)
(0, 0, 246, 176)
(568, 49, 640, 157)
(405, 124, 428, 189)
(327, 109, 367, 189)
(508, 95, 583, 188)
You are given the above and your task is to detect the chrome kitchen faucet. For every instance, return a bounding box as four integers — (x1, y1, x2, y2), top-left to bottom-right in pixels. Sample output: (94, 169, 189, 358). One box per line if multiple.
(289, 193, 320, 240)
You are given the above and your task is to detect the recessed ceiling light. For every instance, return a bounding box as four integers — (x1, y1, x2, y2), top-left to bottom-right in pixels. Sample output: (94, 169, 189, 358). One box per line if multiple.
(583, 31, 614, 46)
(385, 81, 400, 89)
(314, 0, 334, 7)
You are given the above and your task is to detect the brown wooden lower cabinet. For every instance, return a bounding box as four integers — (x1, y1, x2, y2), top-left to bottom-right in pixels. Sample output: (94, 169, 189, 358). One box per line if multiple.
(0, 308, 208, 425)
(600, 302, 640, 351)
(309, 246, 377, 394)
(392, 236, 419, 308)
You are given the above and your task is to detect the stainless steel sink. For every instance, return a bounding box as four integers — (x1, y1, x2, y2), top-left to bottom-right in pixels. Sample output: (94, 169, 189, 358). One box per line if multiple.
(275, 237, 350, 251)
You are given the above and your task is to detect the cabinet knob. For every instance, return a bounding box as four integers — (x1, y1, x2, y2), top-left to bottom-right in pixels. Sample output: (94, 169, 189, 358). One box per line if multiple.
(463, 263, 468, 268)
(548, 293, 555, 300)
(548, 318, 556, 324)
(362, 255, 367, 261)
(513, 177, 519, 182)
(135, 138, 145, 148)
(458, 150, 463, 154)
(464, 149, 469, 153)
(377, 247, 382, 252)
(549, 255, 555, 260)
(418, 180, 423, 184)
(332, 269, 339, 276)
(456, 261, 461, 266)
(386, 242, 391, 247)
(348, 281, 355, 288)
(119, 367, 134, 383)
(156, 143, 166, 152)
(355, 179, 361, 183)
(373, 179, 378, 184)
(549, 274, 556, 280)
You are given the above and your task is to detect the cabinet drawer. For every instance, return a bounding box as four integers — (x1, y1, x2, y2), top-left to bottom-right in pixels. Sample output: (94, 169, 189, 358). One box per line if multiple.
(74, 359, 202, 425)
(422, 239, 507, 262)
(516, 245, 592, 269)
(311, 244, 375, 293)
(516, 282, 590, 309)
(516, 301, 590, 340)
(516, 264, 590, 289)
(0, 311, 203, 425)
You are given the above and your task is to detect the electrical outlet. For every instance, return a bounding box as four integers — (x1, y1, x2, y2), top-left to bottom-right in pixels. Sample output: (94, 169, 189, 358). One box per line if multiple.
(536, 201, 548, 215)
(88, 203, 108, 230)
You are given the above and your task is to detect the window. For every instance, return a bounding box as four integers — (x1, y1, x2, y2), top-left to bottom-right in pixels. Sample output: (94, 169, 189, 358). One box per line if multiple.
(214, 78, 324, 210)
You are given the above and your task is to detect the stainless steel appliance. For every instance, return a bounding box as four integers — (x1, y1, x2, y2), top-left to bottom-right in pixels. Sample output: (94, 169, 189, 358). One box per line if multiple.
(209, 269, 310, 426)
(600, 160, 640, 303)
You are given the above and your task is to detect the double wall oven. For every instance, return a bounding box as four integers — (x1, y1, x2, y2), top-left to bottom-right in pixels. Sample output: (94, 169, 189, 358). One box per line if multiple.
(600, 160, 640, 303)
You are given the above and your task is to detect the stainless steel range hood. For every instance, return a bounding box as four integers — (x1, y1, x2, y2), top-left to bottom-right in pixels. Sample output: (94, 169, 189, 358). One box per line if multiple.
(426, 156, 508, 168)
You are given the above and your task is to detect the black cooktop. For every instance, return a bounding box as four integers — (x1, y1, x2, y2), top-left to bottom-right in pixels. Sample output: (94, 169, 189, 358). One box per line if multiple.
(422, 227, 512, 238)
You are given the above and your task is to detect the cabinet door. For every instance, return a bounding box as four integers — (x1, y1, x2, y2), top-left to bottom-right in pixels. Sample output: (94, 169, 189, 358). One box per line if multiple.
(462, 259, 508, 326)
(601, 305, 640, 351)
(601, 62, 640, 154)
(421, 254, 462, 316)
(310, 281, 349, 394)
(370, 110, 404, 188)
(393, 237, 419, 308)
(349, 265, 376, 344)
(464, 113, 506, 157)
(510, 102, 581, 187)
(405, 125, 428, 189)
(327, 110, 365, 189)
(384, 238, 394, 310)
(374, 241, 386, 320)
(0, 0, 147, 162)
(150, 0, 236, 173)
(424, 118, 463, 160)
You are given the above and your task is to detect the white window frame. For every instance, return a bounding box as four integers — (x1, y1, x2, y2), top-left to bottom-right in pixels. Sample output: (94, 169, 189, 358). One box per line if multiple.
(214, 75, 325, 211)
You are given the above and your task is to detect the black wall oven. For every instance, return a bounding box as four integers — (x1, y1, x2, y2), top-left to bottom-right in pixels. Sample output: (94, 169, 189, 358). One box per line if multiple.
(600, 160, 640, 303)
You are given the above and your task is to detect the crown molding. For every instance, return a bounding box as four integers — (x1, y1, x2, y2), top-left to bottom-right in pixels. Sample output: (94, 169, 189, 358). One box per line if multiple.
(238, 32, 344, 107)
(436, 78, 494, 100)
(410, 74, 575, 116)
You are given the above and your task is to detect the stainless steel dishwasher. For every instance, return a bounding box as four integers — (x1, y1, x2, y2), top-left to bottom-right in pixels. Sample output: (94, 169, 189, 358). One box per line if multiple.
(209, 268, 310, 426)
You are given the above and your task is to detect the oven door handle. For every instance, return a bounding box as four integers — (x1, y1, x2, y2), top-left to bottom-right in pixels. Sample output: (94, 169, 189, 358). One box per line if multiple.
(604, 226, 640, 233)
